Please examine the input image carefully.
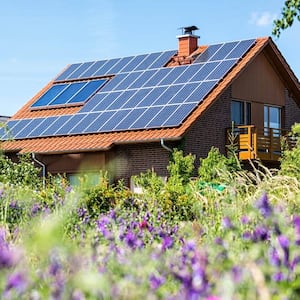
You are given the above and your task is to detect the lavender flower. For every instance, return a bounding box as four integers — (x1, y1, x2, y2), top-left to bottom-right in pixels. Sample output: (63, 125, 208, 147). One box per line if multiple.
(222, 216, 233, 229)
(278, 235, 290, 267)
(4, 272, 27, 294)
(240, 215, 250, 224)
(268, 247, 281, 267)
(255, 192, 273, 218)
(149, 274, 165, 290)
(162, 236, 173, 250)
(252, 226, 270, 242)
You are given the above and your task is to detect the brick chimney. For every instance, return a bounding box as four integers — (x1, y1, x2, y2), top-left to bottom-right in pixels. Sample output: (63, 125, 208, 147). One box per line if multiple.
(177, 26, 199, 57)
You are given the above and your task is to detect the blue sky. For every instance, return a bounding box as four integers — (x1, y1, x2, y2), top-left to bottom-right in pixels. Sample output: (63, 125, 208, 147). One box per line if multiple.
(1, 0, 299, 116)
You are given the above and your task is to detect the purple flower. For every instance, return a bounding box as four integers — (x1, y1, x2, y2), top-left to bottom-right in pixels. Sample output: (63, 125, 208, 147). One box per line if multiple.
(278, 235, 290, 266)
(0, 189, 4, 198)
(149, 274, 165, 290)
(231, 266, 242, 282)
(240, 215, 250, 224)
(252, 226, 270, 242)
(0, 247, 16, 269)
(269, 247, 281, 267)
(242, 231, 252, 240)
(255, 192, 272, 218)
(214, 237, 223, 245)
(272, 272, 284, 282)
(31, 203, 41, 216)
(5, 272, 27, 294)
(162, 236, 173, 250)
(124, 231, 137, 248)
(222, 216, 233, 229)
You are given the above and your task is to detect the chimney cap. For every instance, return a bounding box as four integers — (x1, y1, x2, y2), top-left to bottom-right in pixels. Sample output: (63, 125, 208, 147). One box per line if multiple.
(179, 25, 199, 35)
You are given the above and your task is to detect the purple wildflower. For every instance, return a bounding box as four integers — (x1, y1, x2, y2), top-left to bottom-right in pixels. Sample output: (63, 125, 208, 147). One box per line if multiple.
(293, 216, 300, 245)
(214, 237, 223, 246)
(240, 215, 250, 224)
(149, 274, 165, 290)
(31, 203, 41, 216)
(269, 247, 281, 267)
(222, 216, 233, 229)
(162, 236, 173, 250)
(252, 226, 270, 242)
(0, 188, 4, 198)
(272, 272, 284, 282)
(278, 235, 290, 267)
(124, 231, 137, 248)
(0, 247, 16, 269)
(231, 266, 242, 282)
(255, 192, 272, 218)
(5, 272, 27, 294)
(242, 231, 252, 240)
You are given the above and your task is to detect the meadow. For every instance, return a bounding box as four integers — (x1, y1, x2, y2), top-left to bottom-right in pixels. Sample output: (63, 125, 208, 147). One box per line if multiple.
(0, 124, 299, 299)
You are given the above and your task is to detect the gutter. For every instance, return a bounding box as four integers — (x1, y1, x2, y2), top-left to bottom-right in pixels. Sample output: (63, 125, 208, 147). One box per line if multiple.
(160, 138, 173, 152)
(32, 153, 46, 188)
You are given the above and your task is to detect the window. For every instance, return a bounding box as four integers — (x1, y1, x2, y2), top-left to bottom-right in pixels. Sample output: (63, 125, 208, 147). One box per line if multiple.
(264, 105, 281, 129)
(231, 100, 251, 125)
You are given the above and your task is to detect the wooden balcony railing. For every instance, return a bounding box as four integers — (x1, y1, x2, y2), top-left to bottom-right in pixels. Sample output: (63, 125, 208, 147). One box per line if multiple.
(227, 126, 297, 161)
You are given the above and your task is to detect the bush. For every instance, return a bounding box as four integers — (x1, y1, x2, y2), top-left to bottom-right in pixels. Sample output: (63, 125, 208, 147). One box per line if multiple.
(280, 123, 300, 180)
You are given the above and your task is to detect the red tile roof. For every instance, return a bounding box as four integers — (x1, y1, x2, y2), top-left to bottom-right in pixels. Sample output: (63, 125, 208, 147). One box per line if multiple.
(2, 37, 298, 154)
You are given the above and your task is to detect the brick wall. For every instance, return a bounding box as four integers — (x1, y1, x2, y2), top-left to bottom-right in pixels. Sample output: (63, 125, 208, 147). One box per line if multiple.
(284, 89, 300, 129)
(183, 87, 232, 171)
(111, 142, 178, 186)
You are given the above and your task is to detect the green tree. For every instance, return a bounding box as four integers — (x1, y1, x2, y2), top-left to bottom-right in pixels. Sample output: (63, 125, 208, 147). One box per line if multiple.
(273, 0, 300, 37)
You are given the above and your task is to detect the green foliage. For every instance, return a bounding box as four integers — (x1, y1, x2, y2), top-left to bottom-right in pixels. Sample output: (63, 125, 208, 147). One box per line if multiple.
(198, 146, 240, 183)
(280, 123, 300, 180)
(273, 0, 300, 37)
(0, 154, 41, 188)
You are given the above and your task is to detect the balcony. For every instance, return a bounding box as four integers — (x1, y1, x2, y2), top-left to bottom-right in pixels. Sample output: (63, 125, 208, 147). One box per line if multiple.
(227, 125, 297, 161)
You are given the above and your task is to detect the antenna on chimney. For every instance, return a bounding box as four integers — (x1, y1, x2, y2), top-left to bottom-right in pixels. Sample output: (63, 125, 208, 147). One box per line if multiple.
(179, 25, 199, 35)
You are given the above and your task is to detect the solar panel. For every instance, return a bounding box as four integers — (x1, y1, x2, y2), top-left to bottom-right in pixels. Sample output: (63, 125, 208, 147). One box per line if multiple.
(120, 54, 148, 73)
(128, 69, 157, 89)
(173, 64, 201, 84)
(163, 102, 198, 126)
(184, 80, 217, 103)
(130, 106, 162, 129)
(31, 84, 68, 107)
(54, 63, 82, 82)
(114, 108, 147, 131)
(143, 68, 172, 87)
(113, 71, 143, 91)
(107, 56, 134, 74)
(1, 119, 19, 140)
(210, 41, 239, 61)
(136, 86, 168, 107)
(206, 59, 237, 80)
(226, 39, 255, 59)
(159, 66, 186, 86)
(147, 105, 179, 128)
(50, 82, 86, 105)
(9, 119, 32, 139)
(69, 112, 99, 134)
(190, 61, 219, 81)
(134, 52, 162, 71)
(121, 88, 152, 109)
(195, 43, 223, 63)
(29, 116, 58, 137)
(148, 50, 177, 69)
(79, 60, 107, 78)
(100, 109, 130, 131)
(93, 58, 121, 76)
(153, 84, 184, 106)
(8, 39, 256, 140)
(67, 79, 107, 104)
(84, 111, 115, 133)
(31, 79, 106, 108)
(67, 62, 95, 80)
(107, 90, 136, 110)
(41, 115, 69, 136)
(55, 114, 86, 135)
(168, 83, 200, 104)
(15, 118, 46, 139)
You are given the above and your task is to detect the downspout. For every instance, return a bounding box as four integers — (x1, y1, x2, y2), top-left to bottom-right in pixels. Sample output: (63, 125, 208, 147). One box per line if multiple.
(32, 153, 46, 188)
(160, 138, 173, 152)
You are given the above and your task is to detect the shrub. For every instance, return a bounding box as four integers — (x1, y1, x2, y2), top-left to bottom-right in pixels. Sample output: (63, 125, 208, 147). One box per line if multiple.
(280, 123, 300, 180)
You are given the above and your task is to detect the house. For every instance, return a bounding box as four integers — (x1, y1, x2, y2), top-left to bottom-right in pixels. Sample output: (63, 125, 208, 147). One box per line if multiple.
(1, 26, 300, 186)
(0, 116, 10, 123)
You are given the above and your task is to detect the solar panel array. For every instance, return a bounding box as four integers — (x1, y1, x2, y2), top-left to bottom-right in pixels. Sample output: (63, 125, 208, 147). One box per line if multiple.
(1, 39, 256, 141)
(31, 79, 107, 108)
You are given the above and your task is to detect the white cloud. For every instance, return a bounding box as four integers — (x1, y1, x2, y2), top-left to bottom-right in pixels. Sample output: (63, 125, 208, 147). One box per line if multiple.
(250, 11, 278, 27)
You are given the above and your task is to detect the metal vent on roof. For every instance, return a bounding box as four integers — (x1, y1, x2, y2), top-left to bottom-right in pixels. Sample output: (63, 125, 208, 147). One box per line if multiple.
(179, 25, 199, 35)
